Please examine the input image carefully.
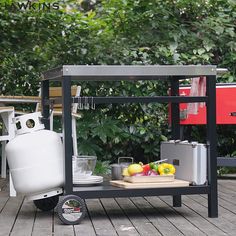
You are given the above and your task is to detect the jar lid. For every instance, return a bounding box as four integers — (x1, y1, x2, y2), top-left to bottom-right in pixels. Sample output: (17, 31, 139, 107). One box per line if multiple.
(110, 164, 121, 167)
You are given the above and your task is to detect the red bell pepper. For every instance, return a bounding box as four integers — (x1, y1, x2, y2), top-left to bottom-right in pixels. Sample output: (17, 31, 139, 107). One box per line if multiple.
(142, 164, 151, 175)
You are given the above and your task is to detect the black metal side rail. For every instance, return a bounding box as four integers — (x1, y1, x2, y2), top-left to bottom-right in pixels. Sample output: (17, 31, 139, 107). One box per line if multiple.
(46, 96, 208, 105)
(73, 184, 210, 199)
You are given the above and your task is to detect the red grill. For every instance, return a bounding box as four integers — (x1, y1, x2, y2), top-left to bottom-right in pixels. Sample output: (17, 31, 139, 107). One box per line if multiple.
(171, 84, 236, 125)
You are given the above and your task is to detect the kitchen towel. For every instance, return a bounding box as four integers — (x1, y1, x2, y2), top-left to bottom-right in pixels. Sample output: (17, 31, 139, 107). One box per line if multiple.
(187, 76, 206, 115)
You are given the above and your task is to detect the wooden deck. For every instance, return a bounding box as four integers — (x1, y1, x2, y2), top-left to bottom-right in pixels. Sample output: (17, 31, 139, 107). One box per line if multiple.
(0, 178, 236, 236)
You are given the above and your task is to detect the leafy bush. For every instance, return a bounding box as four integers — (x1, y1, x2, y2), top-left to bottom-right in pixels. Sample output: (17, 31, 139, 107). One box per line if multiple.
(1, 0, 236, 164)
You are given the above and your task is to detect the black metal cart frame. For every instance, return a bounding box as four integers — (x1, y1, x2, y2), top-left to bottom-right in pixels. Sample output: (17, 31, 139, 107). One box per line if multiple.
(41, 65, 218, 218)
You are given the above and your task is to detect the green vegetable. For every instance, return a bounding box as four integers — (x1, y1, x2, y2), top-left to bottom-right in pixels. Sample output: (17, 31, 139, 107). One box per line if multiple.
(153, 164, 159, 173)
(149, 162, 155, 169)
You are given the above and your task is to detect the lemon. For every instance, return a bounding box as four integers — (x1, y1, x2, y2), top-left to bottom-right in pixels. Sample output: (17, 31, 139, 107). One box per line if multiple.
(122, 167, 130, 177)
(127, 164, 143, 176)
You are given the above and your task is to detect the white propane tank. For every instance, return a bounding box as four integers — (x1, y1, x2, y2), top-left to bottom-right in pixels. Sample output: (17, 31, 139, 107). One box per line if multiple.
(6, 112, 64, 195)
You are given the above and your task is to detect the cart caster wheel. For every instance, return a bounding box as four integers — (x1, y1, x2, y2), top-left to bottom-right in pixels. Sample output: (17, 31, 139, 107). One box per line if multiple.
(34, 195, 59, 211)
(57, 195, 86, 225)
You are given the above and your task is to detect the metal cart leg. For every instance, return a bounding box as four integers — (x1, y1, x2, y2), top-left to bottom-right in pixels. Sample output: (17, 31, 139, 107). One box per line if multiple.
(173, 195, 182, 207)
(41, 80, 50, 130)
(206, 76, 218, 218)
(62, 76, 73, 195)
(170, 76, 182, 207)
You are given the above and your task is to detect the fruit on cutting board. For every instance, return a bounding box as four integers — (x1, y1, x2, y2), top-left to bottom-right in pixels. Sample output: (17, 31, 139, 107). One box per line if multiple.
(158, 163, 176, 175)
(141, 163, 151, 175)
(122, 167, 130, 177)
(127, 164, 143, 176)
(123, 161, 176, 177)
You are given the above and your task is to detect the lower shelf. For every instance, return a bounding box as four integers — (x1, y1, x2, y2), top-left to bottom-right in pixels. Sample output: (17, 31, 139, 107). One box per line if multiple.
(72, 181, 210, 199)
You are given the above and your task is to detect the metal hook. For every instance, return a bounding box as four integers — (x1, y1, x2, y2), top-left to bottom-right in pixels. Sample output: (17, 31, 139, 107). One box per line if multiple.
(84, 97, 89, 110)
(91, 97, 95, 110)
(78, 97, 83, 110)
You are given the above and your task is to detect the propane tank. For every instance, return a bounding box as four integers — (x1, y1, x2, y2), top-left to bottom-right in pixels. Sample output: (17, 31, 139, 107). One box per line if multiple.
(6, 112, 64, 195)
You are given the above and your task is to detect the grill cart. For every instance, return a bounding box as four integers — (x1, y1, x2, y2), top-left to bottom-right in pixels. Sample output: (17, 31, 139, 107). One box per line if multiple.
(41, 65, 219, 224)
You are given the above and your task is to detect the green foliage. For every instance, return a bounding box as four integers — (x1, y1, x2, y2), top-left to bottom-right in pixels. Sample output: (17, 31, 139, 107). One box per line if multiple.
(1, 0, 236, 163)
(218, 166, 236, 176)
(93, 160, 111, 175)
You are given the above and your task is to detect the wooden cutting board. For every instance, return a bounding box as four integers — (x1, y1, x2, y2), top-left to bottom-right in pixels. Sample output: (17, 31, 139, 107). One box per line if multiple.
(124, 175, 174, 183)
(110, 179, 189, 189)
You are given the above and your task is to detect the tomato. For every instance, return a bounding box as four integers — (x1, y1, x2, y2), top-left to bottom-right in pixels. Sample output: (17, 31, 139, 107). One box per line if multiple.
(142, 164, 151, 174)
